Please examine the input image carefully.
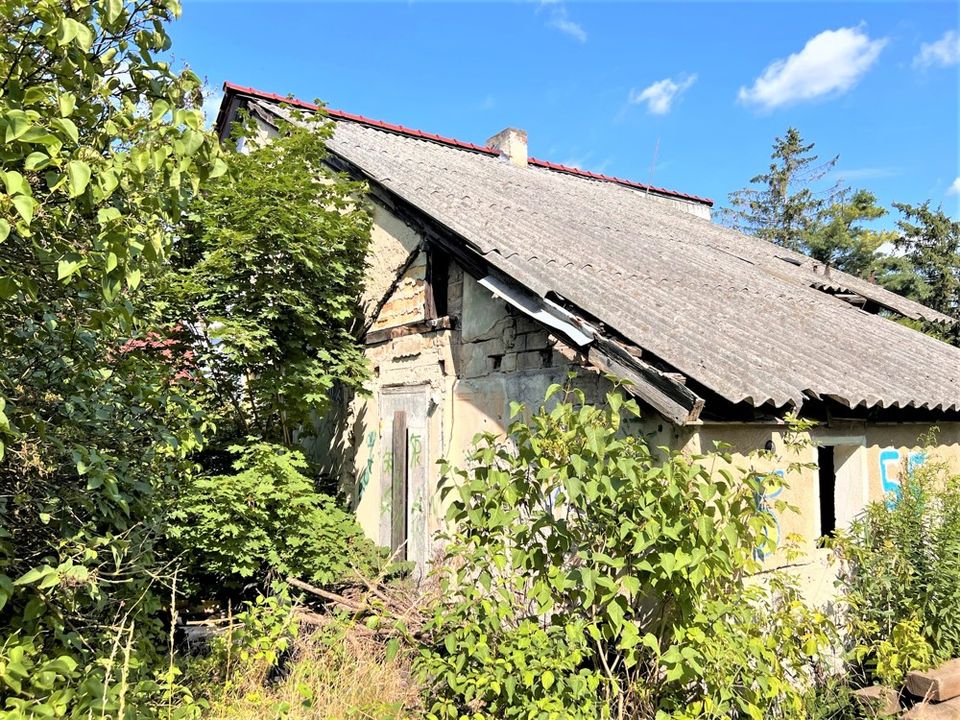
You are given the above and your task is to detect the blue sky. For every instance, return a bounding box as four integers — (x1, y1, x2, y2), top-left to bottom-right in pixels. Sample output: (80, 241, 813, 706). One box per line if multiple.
(170, 1, 960, 222)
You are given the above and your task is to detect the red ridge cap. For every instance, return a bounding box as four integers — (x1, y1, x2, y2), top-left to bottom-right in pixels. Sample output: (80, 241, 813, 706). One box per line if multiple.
(222, 81, 498, 156)
(528, 157, 714, 206)
(221, 81, 714, 207)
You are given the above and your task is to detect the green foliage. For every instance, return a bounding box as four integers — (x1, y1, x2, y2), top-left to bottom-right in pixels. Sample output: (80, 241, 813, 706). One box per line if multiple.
(873, 618, 934, 689)
(159, 115, 381, 601)
(835, 448, 960, 685)
(218, 585, 300, 686)
(166, 121, 372, 448)
(419, 618, 606, 720)
(892, 201, 960, 340)
(807, 188, 895, 277)
(719, 128, 960, 343)
(719, 127, 838, 253)
(0, 0, 224, 716)
(418, 382, 834, 719)
(169, 443, 386, 590)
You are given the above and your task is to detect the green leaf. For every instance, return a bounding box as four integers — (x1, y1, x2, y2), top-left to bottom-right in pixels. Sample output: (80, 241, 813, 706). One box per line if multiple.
(66, 160, 91, 197)
(12, 195, 35, 224)
(102, 272, 121, 301)
(13, 565, 54, 586)
(106, 0, 124, 22)
(74, 23, 94, 51)
(52, 118, 79, 145)
(541, 670, 555, 690)
(58, 255, 82, 280)
(58, 94, 77, 118)
(2, 171, 29, 196)
(4, 110, 30, 142)
(56, 18, 79, 46)
(0, 220, 9, 243)
(24, 151, 50, 170)
(97, 207, 121, 224)
(209, 156, 228, 179)
(151, 99, 171, 123)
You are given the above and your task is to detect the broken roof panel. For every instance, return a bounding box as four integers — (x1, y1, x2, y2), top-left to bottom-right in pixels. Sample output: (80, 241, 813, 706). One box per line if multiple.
(221, 86, 960, 414)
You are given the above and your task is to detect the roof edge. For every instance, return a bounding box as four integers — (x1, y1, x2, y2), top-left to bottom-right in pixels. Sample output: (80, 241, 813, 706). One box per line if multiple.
(219, 81, 714, 207)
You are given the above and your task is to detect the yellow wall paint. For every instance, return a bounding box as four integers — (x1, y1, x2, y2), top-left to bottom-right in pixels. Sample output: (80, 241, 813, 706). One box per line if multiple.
(337, 205, 960, 597)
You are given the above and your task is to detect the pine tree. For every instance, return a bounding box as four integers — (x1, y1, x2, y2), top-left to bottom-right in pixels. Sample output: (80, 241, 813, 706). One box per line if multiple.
(893, 201, 960, 322)
(719, 128, 838, 252)
(806, 188, 895, 277)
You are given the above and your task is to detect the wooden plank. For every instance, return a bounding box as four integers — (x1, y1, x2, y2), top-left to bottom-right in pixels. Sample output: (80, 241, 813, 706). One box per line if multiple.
(391, 411, 408, 558)
(587, 345, 704, 426)
(852, 686, 900, 717)
(903, 696, 960, 720)
(364, 316, 454, 346)
(908, 659, 960, 703)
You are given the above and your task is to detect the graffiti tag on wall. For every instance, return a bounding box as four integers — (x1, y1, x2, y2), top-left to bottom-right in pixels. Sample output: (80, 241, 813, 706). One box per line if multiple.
(357, 431, 377, 500)
(408, 433, 422, 468)
(754, 470, 784, 560)
(879, 448, 926, 508)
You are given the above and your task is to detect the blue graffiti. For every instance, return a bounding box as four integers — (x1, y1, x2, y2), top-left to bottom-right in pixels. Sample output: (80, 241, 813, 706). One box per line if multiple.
(754, 470, 784, 560)
(358, 431, 377, 499)
(879, 448, 927, 508)
(879, 449, 900, 502)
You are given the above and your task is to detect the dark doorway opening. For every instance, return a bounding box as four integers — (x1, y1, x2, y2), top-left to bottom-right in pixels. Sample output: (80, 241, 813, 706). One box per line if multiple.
(818, 445, 836, 541)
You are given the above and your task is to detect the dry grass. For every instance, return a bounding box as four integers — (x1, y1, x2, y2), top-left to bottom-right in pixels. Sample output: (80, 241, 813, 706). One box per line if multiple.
(206, 623, 422, 720)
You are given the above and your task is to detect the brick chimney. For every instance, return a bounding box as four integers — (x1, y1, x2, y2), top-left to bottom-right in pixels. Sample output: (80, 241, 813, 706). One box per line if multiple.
(487, 127, 527, 167)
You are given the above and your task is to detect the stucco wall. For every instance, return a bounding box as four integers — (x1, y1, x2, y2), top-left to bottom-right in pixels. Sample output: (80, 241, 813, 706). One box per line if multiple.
(678, 422, 960, 604)
(336, 203, 960, 591)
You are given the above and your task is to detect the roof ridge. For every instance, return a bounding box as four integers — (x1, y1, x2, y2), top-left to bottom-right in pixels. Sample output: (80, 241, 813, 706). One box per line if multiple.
(221, 81, 713, 207)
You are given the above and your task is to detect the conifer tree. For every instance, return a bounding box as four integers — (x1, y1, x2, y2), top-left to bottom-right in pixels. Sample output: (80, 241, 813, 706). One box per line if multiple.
(719, 128, 837, 252)
(893, 201, 960, 329)
(807, 188, 895, 277)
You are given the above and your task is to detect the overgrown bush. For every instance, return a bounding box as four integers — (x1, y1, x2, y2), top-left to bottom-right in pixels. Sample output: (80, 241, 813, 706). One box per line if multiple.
(418, 381, 835, 719)
(168, 443, 387, 592)
(0, 0, 225, 715)
(835, 444, 960, 685)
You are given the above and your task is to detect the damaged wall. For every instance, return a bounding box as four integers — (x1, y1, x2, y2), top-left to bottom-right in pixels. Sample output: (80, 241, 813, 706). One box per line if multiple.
(331, 200, 960, 589)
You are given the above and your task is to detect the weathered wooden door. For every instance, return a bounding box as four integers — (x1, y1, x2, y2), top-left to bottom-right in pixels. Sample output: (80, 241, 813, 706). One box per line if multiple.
(379, 386, 430, 577)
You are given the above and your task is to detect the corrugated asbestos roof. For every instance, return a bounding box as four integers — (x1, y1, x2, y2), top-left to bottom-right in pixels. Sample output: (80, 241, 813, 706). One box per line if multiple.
(227, 89, 960, 414)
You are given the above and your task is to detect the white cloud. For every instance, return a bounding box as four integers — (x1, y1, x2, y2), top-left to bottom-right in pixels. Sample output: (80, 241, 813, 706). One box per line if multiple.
(629, 74, 697, 115)
(914, 30, 960, 69)
(539, 0, 586, 43)
(738, 26, 887, 110)
(947, 177, 960, 196)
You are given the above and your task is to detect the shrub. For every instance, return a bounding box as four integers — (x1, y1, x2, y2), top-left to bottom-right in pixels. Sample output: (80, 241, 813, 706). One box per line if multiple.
(418, 381, 834, 719)
(835, 444, 960, 684)
(168, 442, 387, 592)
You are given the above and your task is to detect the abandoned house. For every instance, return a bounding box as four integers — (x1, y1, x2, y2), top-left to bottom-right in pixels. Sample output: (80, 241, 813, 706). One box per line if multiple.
(215, 83, 960, 590)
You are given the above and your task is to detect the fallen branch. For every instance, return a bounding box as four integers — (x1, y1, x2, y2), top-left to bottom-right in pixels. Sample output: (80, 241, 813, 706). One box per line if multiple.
(286, 577, 367, 613)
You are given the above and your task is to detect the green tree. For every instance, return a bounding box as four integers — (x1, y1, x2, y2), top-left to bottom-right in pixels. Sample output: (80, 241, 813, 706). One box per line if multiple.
(892, 201, 960, 321)
(719, 127, 838, 253)
(806, 188, 894, 277)
(167, 442, 385, 593)
(165, 121, 372, 450)
(160, 117, 381, 592)
(0, 0, 225, 713)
